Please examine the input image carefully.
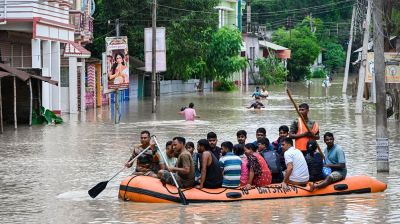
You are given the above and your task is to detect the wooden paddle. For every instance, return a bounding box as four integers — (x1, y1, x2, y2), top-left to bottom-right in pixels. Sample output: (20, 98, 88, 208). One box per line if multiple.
(286, 88, 325, 160)
(88, 144, 152, 199)
(152, 136, 189, 205)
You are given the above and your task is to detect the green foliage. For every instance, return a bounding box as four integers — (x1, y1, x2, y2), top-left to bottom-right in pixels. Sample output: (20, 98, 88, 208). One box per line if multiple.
(215, 79, 237, 92)
(255, 56, 288, 85)
(311, 68, 327, 78)
(207, 27, 247, 81)
(322, 42, 346, 72)
(393, 9, 400, 36)
(32, 106, 63, 125)
(272, 26, 320, 81)
(88, 0, 221, 82)
(166, 12, 217, 81)
(252, 0, 353, 45)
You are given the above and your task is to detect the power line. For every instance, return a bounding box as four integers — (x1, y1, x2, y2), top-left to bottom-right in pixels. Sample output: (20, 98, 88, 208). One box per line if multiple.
(157, 4, 218, 14)
(244, 0, 354, 16)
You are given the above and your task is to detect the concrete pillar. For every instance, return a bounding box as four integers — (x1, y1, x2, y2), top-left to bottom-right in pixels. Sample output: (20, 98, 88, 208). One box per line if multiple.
(31, 39, 41, 68)
(219, 9, 222, 28)
(42, 40, 52, 110)
(222, 10, 225, 27)
(69, 57, 78, 113)
(51, 41, 61, 110)
(80, 59, 86, 112)
(95, 63, 102, 107)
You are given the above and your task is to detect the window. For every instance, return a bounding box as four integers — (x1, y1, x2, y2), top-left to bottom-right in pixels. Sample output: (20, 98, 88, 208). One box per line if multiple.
(60, 67, 69, 87)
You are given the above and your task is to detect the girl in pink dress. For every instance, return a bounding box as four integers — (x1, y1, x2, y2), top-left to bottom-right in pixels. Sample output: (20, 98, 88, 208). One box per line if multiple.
(243, 143, 272, 190)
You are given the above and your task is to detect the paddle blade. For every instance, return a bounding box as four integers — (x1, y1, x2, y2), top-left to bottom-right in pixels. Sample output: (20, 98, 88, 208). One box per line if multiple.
(88, 181, 108, 198)
(177, 188, 189, 205)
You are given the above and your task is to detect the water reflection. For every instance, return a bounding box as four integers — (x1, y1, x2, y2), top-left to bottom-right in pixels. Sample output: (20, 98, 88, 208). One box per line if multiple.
(0, 77, 399, 223)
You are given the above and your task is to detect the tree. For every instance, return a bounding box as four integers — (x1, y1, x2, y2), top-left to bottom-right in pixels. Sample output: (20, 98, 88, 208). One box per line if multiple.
(272, 26, 320, 81)
(165, 5, 218, 81)
(206, 27, 247, 82)
(255, 55, 288, 85)
(322, 42, 345, 73)
(88, 0, 219, 72)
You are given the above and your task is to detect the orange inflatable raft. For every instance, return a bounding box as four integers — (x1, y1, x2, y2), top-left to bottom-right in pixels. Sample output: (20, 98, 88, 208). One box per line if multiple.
(119, 175, 387, 203)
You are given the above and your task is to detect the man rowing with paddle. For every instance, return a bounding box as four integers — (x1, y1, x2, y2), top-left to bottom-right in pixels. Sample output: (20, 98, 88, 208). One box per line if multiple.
(289, 103, 319, 156)
(125, 130, 158, 177)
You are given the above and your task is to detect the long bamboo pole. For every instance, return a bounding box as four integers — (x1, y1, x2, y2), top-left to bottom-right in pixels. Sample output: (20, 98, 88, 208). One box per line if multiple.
(0, 78, 3, 134)
(342, 5, 356, 94)
(37, 79, 41, 106)
(286, 88, 325, 160)
(29, 78, 32, 126)
(13, 76, 17, 129)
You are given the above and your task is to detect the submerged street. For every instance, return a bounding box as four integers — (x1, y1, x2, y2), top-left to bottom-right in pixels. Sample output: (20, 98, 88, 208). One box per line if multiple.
(1, 78, 399, 223)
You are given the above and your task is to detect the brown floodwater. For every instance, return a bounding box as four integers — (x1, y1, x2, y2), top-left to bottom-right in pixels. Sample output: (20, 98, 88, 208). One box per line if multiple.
(0, 77, 399, 223)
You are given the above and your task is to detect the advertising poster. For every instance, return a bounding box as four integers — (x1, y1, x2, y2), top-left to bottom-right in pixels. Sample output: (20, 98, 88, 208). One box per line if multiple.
(105, 36, 129, 90)
(366, 52, 400, 83)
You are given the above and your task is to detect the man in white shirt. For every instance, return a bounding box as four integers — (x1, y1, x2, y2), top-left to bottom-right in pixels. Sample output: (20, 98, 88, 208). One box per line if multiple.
(281, 138, 309, 186)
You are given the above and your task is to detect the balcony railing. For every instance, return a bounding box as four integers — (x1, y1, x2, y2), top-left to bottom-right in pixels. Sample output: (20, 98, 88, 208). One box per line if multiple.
(2, 0, 70, 24)
(70, 11, 93, 43)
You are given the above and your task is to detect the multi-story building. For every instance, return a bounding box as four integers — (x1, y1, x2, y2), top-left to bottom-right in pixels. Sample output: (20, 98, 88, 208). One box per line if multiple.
(0, 0, 94, 114)
(215, 0, 246, 30)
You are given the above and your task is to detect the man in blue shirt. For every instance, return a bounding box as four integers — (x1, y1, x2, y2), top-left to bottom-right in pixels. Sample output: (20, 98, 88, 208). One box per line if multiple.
(310, 132, 346, 191)
(251, 86, 261, 98)
(219, 141, 242, 188)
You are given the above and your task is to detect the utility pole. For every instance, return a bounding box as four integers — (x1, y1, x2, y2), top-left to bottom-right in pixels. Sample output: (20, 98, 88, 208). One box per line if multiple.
(245, 0, 251, 91)
(151, 0, 157, 113)
(342, 6, 356, 94)
(246, 0, 251, 33)
(355, 0, 372, 114)
(114, 18, 120, 124)
(373, 0, 389, 172)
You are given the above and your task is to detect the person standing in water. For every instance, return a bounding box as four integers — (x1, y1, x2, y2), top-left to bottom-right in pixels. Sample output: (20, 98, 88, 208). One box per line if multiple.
(178, 102, 200, 121)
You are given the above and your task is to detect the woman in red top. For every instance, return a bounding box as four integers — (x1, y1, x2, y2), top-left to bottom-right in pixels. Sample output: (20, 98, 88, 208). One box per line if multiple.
(243, 143, 272, 190)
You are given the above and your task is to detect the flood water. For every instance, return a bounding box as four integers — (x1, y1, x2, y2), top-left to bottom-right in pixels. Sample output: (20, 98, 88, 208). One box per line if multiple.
(1, 77, 399, 223)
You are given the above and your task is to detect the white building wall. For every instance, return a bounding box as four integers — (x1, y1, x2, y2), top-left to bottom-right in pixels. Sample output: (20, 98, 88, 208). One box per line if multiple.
(5, 1, 70, 24)
(42, 40, 52, 110)
(80, 59, 86, 112)
(69, 57, 78, 113)
(51, 41, 61, 110)
(160, 79, 212, 95)
(245, 35, 260, 84)
(31, 39, 41, 68)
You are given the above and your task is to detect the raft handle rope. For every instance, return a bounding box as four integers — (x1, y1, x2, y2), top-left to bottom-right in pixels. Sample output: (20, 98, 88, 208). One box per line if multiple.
(122, 174, 138, 201)
(162, 183, 316, 194)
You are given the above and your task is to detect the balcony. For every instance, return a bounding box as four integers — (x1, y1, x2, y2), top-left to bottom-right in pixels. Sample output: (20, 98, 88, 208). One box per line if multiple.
(69, 11, 93, 44)
(0, 0, 70, 24)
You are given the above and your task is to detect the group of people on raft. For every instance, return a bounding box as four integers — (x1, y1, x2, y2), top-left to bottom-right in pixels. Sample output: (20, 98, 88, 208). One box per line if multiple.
(126, 103, 347, 191)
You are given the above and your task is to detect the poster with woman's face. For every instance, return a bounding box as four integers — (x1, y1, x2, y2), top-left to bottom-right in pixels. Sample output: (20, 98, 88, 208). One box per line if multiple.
(105, 36, 129, 90)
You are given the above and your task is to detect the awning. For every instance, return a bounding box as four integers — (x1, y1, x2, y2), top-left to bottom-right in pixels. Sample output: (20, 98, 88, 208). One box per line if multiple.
(259, 40, 288, 51)
(64, 41, 91, 58)
(0, 71, 9, 78)
(0, 63, 58, 85)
